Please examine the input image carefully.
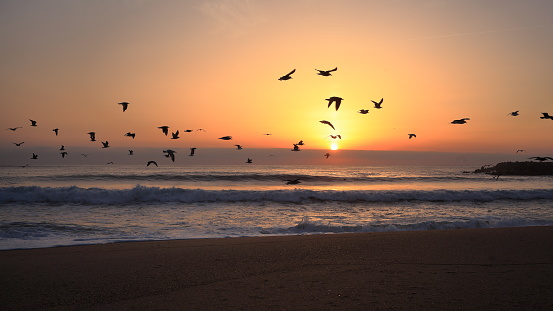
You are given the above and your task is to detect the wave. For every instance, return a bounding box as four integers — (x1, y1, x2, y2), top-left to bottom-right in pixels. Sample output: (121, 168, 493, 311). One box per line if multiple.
(2, 185, 553, 204)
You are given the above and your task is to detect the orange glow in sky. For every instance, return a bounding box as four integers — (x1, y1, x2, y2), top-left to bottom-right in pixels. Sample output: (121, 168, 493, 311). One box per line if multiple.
(1, 0, 552, 165)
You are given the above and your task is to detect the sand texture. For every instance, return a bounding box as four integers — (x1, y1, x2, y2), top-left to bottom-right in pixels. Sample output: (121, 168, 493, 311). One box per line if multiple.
(1, 226, 553, 310)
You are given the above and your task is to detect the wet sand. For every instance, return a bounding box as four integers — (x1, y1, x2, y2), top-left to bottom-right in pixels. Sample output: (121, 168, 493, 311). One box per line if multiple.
(1, 226, 553, 310)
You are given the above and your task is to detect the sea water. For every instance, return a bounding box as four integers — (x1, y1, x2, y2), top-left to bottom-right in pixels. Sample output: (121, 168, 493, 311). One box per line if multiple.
(1, 165, 552, 250)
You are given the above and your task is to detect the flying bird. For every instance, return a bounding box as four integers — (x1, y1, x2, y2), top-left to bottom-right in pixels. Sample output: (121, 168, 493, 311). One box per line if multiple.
(218, 136, 233, 140)
(52, 128, 59, 135)
(325, 96, 343, 111)
(87, 132, 96, 141)
(315, 67, 337, 76)
(408, 134, 417, 139)
(451, 118, 470, 124)
(319, 120, 335, 130)
(124, 132, 135, 139)
(7, 127, 22, 131)
(60, 145, 65, 150)
(246, 158, 253, 163)
(13, 142, 24, 146)
(324, 153, 331, 159)
(326, 135, 341, 139)
(278, 69, 296, 81)
(372, 98, 384, 109)
(516, 149, 525, 153)
(292, 144, 301, 151)
(183, 129, 193, 133)
(508, 110, 519, 116)
(128, 150, 134, 155)
(60, 152, 67, 158)
(540, 113, 553, 120)
(158, 126, 170, 136)
(189, 148, 196, 156)
(147, 161, 158, 167)
(284, 179, 301, 185)
(528, 156, 553, 162)
(297, 140, 304, 146)
(163, 149, 177, 162)
(31, 153, 38, 159)
(101, 141, 110, 148)
(358, 109, 369, 114)
(81, 154, 88, 157)
(171, 130, 180, 139)
(235, 145, 243, 150)
(29, 119, 37, 126)
(118, 102, 130, 112)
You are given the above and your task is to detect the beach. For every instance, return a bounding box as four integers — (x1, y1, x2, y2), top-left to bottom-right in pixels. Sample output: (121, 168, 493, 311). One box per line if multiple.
(2, 226, 552, 310)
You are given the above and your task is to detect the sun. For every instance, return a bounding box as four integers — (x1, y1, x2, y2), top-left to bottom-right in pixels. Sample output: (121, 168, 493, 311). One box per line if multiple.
(330, 143, 339, 150)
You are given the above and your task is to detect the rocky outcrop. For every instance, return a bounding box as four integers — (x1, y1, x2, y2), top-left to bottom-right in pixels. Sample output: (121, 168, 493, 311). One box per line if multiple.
(473, 161, 553, 176)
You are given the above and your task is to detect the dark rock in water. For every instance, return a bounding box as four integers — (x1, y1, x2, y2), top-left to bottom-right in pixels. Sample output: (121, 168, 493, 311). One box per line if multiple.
(474, 161, 553, 176)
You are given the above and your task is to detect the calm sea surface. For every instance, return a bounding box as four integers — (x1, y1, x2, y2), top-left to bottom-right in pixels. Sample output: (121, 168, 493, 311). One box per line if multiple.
(1, 165, 552, 250)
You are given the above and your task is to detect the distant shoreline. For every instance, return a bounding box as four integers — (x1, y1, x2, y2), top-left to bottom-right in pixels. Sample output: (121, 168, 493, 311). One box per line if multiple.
(474, 161, 553, 175)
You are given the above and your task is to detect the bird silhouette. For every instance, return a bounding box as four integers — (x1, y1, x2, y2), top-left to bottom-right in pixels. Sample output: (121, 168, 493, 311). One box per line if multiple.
(246, 158, 253, 163)
(408, 134, 417, 139)
(87, 132, 96, 141)
(508, 110, 519, 116)
(319, 120, 335, 130)
(297, 140, 304, 145)
(101, 141, 110, 148)
(171, 130, 180, 139)
(278, 69, 296, 81)
(326, 135, 341, 139)
(128, 150, 134, 155)
(7, 127, 22, 131)
(315, 67, 337, 76)
(540, 113, 553, 120)
(235, 145, 243, 150)
(60, 152, 67, 158)
(372, 98, 384, 109)
(118, 102, 129, 112)
(528, 156, 553, 162)
(189, 148, 196, 156)
(451, 118, 470, 124)
(218, 136, 233, 140)
(158, 126, 170, 136)
(324, 153, 331, 159)
(147, 161, 158, 167)
(325, 97, 343, 111)
(60, 145, 65, 150)
(183, 129, 193, 133)
(163, 149, 177, 162)
(29, 119, 37, 126)
(31, 153, 38, 159)
(516, 149, 525, 153)
(292, 144, 301, 151)
(284, 179, 301, 185)
(52, 128, 59, 135)
(81, 154, 88, 157)
(13, 142, 24, 146)
(124, 132, 136, 139)
(358, 109, 369, 114)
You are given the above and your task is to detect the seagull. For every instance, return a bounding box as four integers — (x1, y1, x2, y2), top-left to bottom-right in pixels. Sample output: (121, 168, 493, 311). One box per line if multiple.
(324, 153, 331, 159)
(319, 120, 335, 130)
(31, 153, 38, 159)
(81, 154, 88, 157)
(60, 152, 67, 158)
(284, 179, 301, 185)
(101, 141, 110, 148)
(246, 158, 253, 163)
(262, 133, 272, 136)
(163, 149, 177, 162)
(408, 134, 417, 139)
(124, 132, 135, 139)
(183, 129, 193, 133)
(516, 149, 525, 153)
(528, 156, 553, 162)
(189, 148, 196, 156)
(325, 96, 343, 111)
(540, 113, 553, 120)
(158, 126, 170, 136)
(197, 129, 207, 132)
(87, 132, 96, 141)
(218, 136, 233, 140)
(118, 102, 129, 112)
(29, 119, 37, 126)
(7, 127, 22, 131)
(13, 142, 24, 146)
(171, 130, 180, 139)
(326, 135, 341, 139)
(19, 164, 29, 168)
(278, 69, 295, 81)
(52, 128, 59, 136)
(451, 118, 470, 124)
(128, 150, 134, 155)
(297, 140, 304, 145)
(60, 145, 65, 150)
(235, 145, 243, 150)
(315, 67, 337, 76)
(508, 110, 519, 116)
(106, 162, 114, 165)
(292, 144, 301, 151)
(147, 161, 158, 167)
(358, 109, 369, 114)
(372, 98, 384, 109)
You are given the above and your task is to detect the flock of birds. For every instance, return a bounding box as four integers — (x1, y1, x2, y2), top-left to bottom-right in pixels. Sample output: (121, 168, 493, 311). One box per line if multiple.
(6, 67, 553, 183)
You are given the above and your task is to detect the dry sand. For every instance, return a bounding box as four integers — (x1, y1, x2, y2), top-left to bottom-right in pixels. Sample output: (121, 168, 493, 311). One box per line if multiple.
(1, 226, 553, 310)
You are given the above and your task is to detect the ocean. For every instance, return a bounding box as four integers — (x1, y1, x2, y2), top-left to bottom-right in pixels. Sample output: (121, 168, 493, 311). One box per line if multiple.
(1, 165, 552, 250)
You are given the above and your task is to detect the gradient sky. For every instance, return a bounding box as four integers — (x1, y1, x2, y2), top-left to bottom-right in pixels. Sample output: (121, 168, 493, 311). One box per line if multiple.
(1, 0, 552, 165)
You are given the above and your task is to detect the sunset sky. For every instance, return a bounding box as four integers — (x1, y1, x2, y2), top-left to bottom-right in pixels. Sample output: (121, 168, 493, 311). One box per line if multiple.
(1, 0, 552, 165)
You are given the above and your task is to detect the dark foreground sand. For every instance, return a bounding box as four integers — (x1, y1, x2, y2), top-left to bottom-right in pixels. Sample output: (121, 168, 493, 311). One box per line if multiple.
(1, 227, 553, 310)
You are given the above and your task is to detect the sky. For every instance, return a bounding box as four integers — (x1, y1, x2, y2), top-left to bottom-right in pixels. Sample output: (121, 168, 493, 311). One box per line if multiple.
(1, 0, 552, 166)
